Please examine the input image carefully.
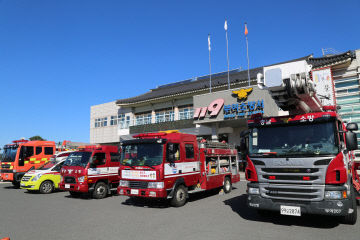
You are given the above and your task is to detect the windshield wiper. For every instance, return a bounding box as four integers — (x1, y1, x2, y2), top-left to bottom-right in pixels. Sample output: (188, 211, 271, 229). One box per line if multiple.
(123, 164, 134, 169)
(144, 164, 155, 169)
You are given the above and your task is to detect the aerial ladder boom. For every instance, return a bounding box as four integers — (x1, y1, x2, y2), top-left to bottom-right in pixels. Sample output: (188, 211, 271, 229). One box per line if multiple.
(257, 60, 324, 115)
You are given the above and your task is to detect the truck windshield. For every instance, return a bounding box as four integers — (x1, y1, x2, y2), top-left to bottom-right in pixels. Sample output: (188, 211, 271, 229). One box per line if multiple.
(2, 146, 18, 162)
(121, 143, 164, 167)
(249, 121, 339, 157)
(63, 152, 92, 167)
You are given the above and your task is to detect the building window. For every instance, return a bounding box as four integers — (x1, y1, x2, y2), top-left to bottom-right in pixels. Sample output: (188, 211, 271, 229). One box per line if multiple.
(135, 112, 152, 126)
(94, 117, 108, 128)
(118, 114, 131, 129)
(110, 116, 118, 126)
(178, 105, 194, 120)
(155, 108, 174, 123)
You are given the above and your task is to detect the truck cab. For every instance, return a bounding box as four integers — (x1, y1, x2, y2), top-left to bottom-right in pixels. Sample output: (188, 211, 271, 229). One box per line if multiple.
(1, 140, 56, 187)
(59, 145, 120, 199)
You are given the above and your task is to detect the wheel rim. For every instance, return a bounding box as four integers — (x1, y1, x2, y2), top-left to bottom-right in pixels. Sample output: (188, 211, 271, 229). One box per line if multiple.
(225, 180, 231, 191)
(97, 185, 106, 196)
(42, 182, 52, 193)
(177, 189, 185, 201)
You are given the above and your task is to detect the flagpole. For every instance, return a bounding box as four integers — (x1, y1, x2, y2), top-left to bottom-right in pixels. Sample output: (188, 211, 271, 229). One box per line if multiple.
(208, 34, 212, 93)
(245, 22, 250, 87)
(225, 19, 230, 89)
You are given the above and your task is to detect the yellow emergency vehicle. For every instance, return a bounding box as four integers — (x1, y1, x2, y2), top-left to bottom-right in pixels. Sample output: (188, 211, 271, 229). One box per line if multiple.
(20, 160, 65, 193)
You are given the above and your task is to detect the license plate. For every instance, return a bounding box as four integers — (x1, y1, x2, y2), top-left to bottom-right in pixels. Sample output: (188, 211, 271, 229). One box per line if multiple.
(280, 205, 301, 216)
(130, 189, 139, 195)
(65, 184, 70, 189)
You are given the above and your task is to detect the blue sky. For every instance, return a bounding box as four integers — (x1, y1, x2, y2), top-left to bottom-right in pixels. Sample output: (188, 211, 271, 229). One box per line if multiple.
(0, 0, 359, 148)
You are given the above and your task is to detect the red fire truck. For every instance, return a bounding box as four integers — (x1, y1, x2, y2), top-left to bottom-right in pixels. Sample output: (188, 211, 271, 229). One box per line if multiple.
(117, 131, 240, 207)
(59, 145, 120, 199)
(242, 63, 359, 224)
(1, 139, 56, 188)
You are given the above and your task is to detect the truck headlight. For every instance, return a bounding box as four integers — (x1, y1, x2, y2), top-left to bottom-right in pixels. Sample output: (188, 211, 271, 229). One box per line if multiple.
(31, 174, 42, 182)
(324, 191, 342, 200)
(78, 176, 87, 183)
(248, 187, 260, 195)
(119, 180, 129, 187)
(148, 182, 164, 189)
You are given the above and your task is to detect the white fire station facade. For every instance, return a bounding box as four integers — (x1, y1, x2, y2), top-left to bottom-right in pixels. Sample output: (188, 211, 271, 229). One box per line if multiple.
(90, 49, 360, 148)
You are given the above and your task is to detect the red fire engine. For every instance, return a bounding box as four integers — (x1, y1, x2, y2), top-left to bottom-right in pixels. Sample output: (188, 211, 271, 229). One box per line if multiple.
(59, 145, 120, 199)
(117, 131, 240, 207)
(242, 62, 359, 224)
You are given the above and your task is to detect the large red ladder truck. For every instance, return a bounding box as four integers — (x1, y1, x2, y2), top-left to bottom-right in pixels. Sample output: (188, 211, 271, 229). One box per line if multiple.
(241, 60, 359, 224)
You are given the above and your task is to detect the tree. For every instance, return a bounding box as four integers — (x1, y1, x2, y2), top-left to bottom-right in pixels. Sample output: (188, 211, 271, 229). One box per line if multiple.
(29, 135, 46, 141)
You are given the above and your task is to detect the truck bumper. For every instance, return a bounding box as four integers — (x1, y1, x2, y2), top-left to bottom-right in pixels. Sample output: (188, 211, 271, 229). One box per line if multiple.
(117, 186, 168, 198)
(0, 173, 14, 182)
(59, 183, 90, 193)
(247, 182, 352, 217)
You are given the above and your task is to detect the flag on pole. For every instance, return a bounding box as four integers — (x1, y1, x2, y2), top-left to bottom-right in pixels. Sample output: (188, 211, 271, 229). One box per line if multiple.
(224, 19, 228, 31)
(208, 34, 211, 51)
(244, 22, 248, 36)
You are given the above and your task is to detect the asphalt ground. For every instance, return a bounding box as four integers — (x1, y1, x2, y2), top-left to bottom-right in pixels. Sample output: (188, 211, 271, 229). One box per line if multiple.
(0, 180, 359, 240)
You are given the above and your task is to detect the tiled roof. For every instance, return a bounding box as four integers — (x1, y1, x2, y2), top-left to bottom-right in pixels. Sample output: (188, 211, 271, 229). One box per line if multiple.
(307, 50, 355, 68)
(116, 52, 355, 105)
(116, 67, 263, 105)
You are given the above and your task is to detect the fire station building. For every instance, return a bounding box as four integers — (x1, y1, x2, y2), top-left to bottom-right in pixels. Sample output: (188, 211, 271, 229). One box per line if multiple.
(90, 49, 360, 147)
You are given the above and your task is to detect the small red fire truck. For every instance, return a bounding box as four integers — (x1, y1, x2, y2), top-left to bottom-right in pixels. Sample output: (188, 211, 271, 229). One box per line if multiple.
(117, 131, 240, 207)
(59, 145, 120, 199)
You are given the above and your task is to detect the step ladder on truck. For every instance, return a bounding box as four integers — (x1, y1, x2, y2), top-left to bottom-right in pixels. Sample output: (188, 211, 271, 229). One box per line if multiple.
(118, 131, 240, 207)
(240, 60, 359, 224)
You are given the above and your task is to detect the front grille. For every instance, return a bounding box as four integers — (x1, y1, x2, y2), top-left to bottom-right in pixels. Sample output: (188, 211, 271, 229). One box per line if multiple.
(1, 164, 11, 169)
(252, 156, 330, 202)
(64, 176, 76, 184)
(262, 168, 319, 174)
(261, 185, 323, 201)
(263, 175, 318, 181)
(0, 169, 12, 173)
(22, 176, 32, 182)
(129, 181, 148, 189)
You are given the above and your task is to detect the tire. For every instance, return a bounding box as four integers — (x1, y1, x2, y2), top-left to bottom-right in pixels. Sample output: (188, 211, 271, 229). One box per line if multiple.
(341, 186, 357, 225)
(69, 191, 81, 197)
(170, 185, 187, 207)
(39, 181, 54, 194)
(12, 181, 20, 189)
(92, 182, 108, 199)
(223, 177, 232, 194)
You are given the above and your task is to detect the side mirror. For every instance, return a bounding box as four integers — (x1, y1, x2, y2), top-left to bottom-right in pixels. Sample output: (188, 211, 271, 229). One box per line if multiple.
(167, 143, 175, 163)
(346, 132, 358, 151)
(19, 148, 25, 166)
(239, 138, 247, 151)
(347, 123, 358, 131)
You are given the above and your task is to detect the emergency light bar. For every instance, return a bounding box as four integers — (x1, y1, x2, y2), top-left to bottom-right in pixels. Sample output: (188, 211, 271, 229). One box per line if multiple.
(133, 133, 167, 139)
(12, 139, 29, 144)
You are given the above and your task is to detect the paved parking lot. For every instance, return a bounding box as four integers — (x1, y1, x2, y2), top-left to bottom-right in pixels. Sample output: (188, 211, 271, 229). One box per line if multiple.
(0, 181, 359, 240)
